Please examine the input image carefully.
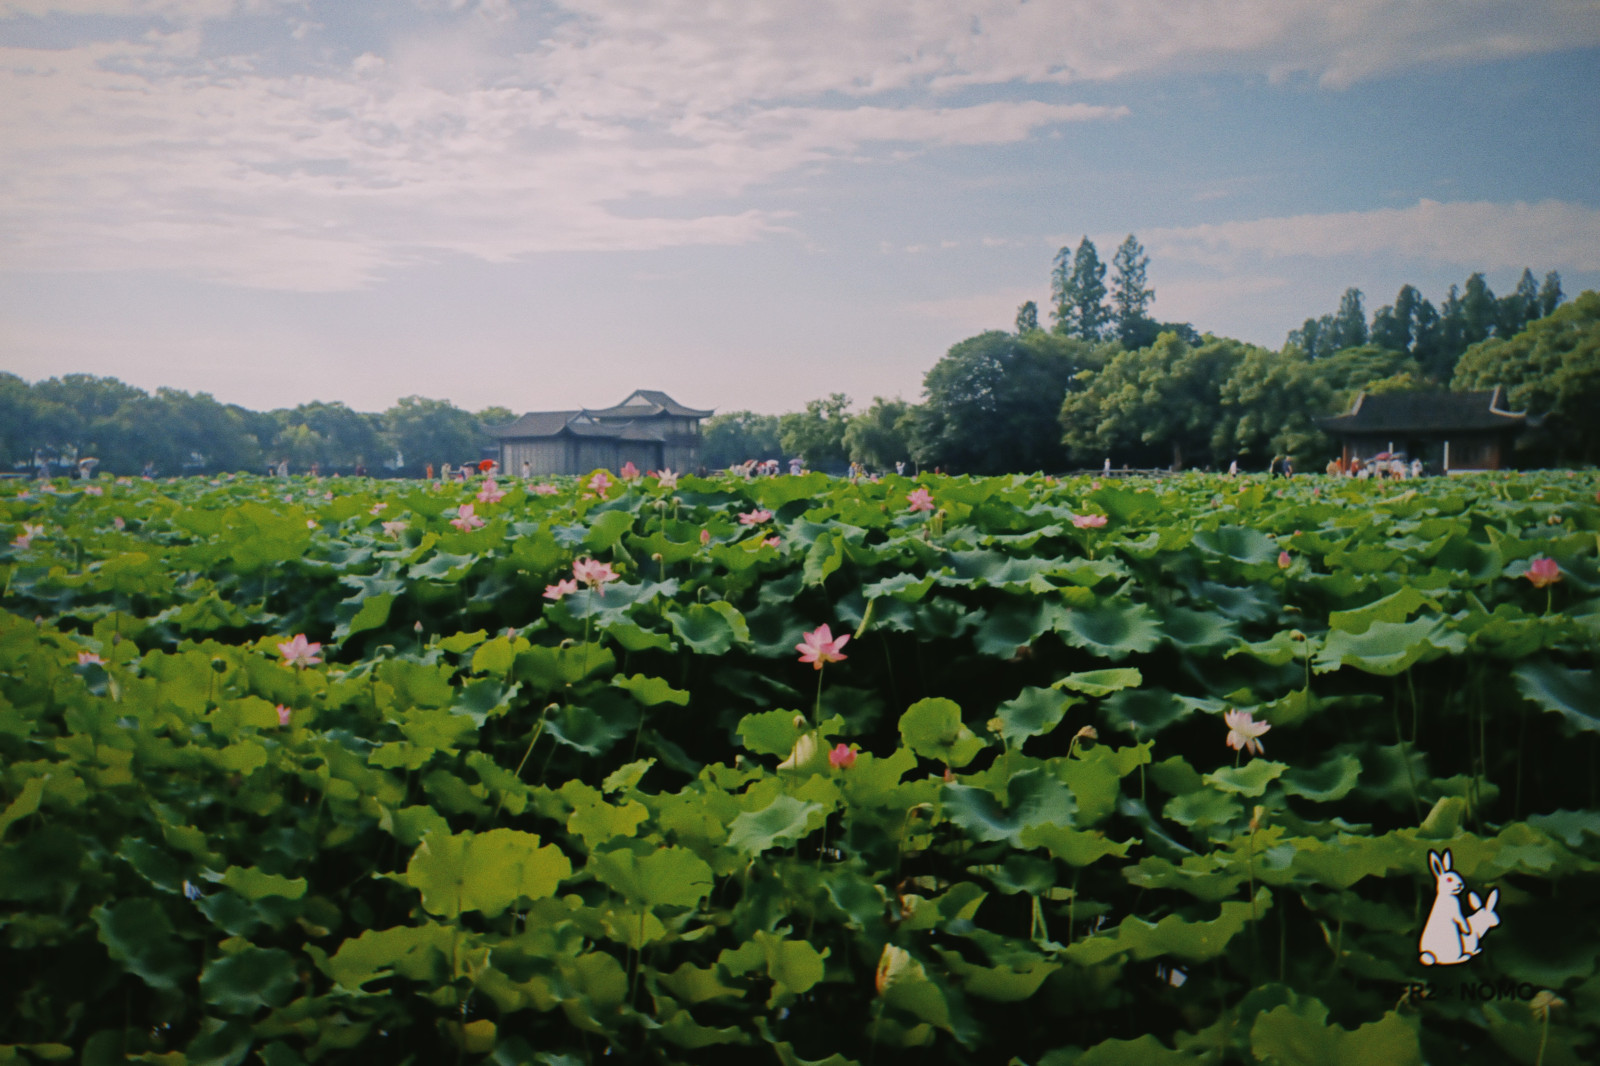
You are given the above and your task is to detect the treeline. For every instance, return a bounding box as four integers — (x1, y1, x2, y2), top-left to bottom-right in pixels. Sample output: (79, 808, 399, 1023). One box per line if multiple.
(706, 239, 1598, 472)
(0, 374, 512, 477)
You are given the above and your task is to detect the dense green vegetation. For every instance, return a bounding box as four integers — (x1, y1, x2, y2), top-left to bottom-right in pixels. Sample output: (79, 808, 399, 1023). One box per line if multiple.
(3, 468, 1598, 1064)
(7, 246, 1594, 480)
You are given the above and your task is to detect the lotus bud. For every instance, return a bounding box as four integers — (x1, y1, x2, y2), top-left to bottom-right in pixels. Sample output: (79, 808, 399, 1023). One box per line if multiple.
(211, 657, 227, 673)
(985, 717, 1004, 735)
(1075, 725, 1098, 742)
(651, 553, 664, 563)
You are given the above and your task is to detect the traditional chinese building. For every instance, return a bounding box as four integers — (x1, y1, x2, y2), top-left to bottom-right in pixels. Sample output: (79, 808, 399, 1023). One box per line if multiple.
(1318, 387, 1531, 472)
(490, 390, 712, 476)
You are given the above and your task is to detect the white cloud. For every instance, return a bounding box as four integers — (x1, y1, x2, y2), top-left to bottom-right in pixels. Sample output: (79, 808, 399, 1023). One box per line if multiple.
(1147, 200, 1600, 273)
(2, 1, 1596, 290)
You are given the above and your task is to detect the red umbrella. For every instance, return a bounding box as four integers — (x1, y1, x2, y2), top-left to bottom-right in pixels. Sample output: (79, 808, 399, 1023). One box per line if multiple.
(1373, 451, 1393, 460)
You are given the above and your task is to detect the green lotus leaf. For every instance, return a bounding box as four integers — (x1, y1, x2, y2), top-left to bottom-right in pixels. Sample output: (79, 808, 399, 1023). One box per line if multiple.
(1314, 616, 1466, 676)
(612, 672, 690, 707)
(582, 509, 634, 551)
(0, 774, 47, 842)
(199, 947, 299, 1015)
(1250, 996, 1423, 1066)
(402, 828, 570, 918)
(1513, 662, 1600, 734)
(1327, 586, 1437, 634)
(589, 843, 714, 908)
(942, 769, 1076, 846)
(315, 924, 454, 992)
(736, 709, 809, 758)
(544, 700, 635, 757)
(1203, 760, 1286, 798)
(1054, 668, 1143, 698)
(1160, 606, 1238, 651)
(1281, 754, 1363, 803)
(666, 602, 750, 655)
(1191, 525, 1278, 566)
(996, 687, 1076, 749)
(1100, 688, 1192, 737)
(899, 698, 985, 768)
(1070, 1034, 1208, 1065)
(1055, 602, 1163, 659)
(92, 898, 194, 991)
(726, 794, 824, 857)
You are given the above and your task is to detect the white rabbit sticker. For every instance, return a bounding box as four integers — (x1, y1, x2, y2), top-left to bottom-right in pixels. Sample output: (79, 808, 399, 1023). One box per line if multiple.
(1418, 849, 1499, 966)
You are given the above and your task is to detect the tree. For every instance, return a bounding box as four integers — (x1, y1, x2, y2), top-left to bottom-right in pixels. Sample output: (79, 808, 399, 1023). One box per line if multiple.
(1539, 272, 1564, 318)
(1066, 237, 1111, 340)
(778, 394, 852, 469)
(701, 411, 783, 470)
(843, 397, 914, 471)
(1049, 245, 1076, 334)
(383, 396, 480, 476)
(1014, 301, 1040, 334)
(1461, 273, 1497, 346)
(1060, 332, 1247, 470)
(1110, 234, 1156, 348)
(1497, 268, 1540, 338)
(275, 401, 382, 470)
(915, 330, 1091, 473)
(1214, 346, 1333, 468)
(1453, 290, 1600, 464)
(1331, 288, 1368, 350)
(1315, 344, 1423, 406)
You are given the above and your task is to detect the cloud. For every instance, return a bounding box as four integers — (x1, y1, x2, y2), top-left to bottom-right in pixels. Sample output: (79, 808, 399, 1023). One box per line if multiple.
(2, 1, 1596, 290)
(1147, 200, 1600, 273)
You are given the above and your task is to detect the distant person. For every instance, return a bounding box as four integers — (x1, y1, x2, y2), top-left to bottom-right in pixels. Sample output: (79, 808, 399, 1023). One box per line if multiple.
(895, 461, 905, 475)
(1411, 458, 1423, 478)
(426, 463, 435, 480)
(1268, 456, 1283, 478)
(354, 459, 367, 477)
(521, 460, 531, 478)
(789, 456, 803, 475)
(1228, 459, 1238, 476)
(441, 463, 452, 481)
(1103, 457, 1111, 475)
(141, 460, 155, 479)
(276, 458, 289, 478)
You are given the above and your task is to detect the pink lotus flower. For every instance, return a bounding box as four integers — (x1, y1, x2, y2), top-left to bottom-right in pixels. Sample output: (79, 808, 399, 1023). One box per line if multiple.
(277, 704, 292, 727)
(532, 482, 560, 496)
(113, 516, 125, 530)
(544, 578, 579, 600)
(1278, 550, 1291, 569)
(381, 520, 407, 537)
(1524, 556, 1562, 589)
(1072, 514, 1108, 529)
(906, 487, 935, 513)
(84, 485, 103, 496)
(656, 469, 678, 490)
(11, 522, 45, 549)
(739, 509, 773, 525)
(370, 502, 386, 515)
(797, 624, 849, 669)
(1224, 709, 1269, 757)
(306, 519, 318, 529)
(620, 461, 641, 481)
(450, 503, 485, 531)
(77, 651, 103, 666)
(764, 536, 781, 548)
(828, 743, 857, 770)
(476, 479, 505, 505)
(700, 528, 712, 545)
(283, 494, 294, 503)
(586, 470, 613, 496)
(572, 557, 619, 588)
(324, 491, 334, 501)
(277, 634, 323, 668)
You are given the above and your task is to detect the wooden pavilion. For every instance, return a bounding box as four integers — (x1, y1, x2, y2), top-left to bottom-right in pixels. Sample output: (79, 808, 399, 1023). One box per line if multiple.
(1318, 387, 1531, 473)
(490, 390, 712, 476)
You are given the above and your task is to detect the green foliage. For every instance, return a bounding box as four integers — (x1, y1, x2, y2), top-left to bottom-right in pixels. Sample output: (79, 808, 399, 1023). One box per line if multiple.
(1453, 290, 1600, 464)
(2, 469, 1598, 1065)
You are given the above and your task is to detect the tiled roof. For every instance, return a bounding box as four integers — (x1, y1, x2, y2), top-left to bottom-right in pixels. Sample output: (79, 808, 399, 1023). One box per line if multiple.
(1320, 387, 1528, 434)
(585, 390, 714, 419)
(489, 410, 581, 438)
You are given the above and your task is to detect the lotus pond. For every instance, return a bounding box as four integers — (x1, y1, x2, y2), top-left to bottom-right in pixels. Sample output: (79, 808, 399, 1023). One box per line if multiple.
(1, 469, 1598, 1065)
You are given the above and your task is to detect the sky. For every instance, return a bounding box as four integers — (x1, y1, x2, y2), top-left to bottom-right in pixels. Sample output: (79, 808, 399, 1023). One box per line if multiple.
(2, 1, 1599, 419)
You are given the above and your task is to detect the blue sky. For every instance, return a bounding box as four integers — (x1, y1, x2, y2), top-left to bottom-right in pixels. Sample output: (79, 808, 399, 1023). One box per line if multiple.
(3, 0, 1598, 418)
